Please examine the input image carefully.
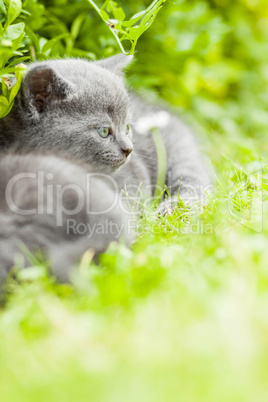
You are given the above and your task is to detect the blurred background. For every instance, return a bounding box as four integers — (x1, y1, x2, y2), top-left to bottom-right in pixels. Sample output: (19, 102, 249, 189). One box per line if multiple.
(19, 0, 268, 169)
(1, 1, 268, 401)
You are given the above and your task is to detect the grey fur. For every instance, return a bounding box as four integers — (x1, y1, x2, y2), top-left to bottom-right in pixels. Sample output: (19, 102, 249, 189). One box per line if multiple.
(0, 57, 133, 172)
(0, 55, 211, 285)
(0, 55, 211, 210)
(0, 153, 134, 286)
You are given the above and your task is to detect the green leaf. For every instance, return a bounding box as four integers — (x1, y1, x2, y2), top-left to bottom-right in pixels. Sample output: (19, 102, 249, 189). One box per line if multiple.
(25, 26, 40, 53)
(70, 13, 85, 41)
(1, 77, 10, 99)
(41, 33, 70, 54)
(86, 0, 166, 54)
(99, 9, 109, 20)
(0, 95, 13, 118)
(0, 0, 6, 15)
(8, 55, 30, 65)
(4, 0, 22, 29)
(9, 63, 26, 102)
(0, 94, 8, 105)
(108, 1, 125, 21)
(0, 65, 16, 75)
(4, 22, 24, 40)
(35, 52, 49, 61)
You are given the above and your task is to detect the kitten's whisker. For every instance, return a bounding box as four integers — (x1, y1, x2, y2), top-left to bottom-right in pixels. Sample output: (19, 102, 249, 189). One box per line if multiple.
(140, 164, 160, 180)
(134, 153, 157, 161)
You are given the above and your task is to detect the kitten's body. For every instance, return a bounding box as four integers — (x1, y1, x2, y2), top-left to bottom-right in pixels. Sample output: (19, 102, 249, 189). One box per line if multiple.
(0, 56, 211, 207)
(0, 153, 133, 285)
(0, 55, 211, 283)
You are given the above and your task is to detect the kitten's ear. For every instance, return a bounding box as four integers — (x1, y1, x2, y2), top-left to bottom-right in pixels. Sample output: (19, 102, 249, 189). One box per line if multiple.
(96, 54, 133, 75)
(23, 66, 73, 113)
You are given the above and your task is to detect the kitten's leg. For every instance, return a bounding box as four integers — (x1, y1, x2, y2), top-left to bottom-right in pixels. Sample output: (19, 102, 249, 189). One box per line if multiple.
(157, 114, 212, 215)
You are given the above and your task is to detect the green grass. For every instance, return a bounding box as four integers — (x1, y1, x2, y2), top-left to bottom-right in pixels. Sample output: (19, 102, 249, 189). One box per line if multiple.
(1, 0, 268, 400)
(1, 157, 268, 401)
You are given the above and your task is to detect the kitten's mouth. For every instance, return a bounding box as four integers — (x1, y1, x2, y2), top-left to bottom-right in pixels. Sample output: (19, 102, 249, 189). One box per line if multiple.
(110, 155, 131, 170)
(112, 160, 126, 169)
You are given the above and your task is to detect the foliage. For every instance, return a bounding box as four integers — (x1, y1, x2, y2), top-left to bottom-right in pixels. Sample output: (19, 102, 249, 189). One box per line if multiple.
(0, 0, 27, 116)
(87, 0, 166, 54)
(1, 0, 268, 401)
(0, 0, 165, 117)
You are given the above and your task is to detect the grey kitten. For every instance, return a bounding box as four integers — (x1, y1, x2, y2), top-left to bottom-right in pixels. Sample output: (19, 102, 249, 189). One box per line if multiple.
(0, 55, 211, 211)
(0, 153, 134, 287)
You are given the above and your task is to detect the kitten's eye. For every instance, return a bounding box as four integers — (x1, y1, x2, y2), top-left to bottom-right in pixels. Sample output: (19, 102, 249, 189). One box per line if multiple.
(126, 124, 130, 135)
(96, 127, 110, 138)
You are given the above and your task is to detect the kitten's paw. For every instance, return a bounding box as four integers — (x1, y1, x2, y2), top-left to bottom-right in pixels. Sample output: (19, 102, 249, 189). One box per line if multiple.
(157, 198, 181, 216)
(157, 193, 207, 216)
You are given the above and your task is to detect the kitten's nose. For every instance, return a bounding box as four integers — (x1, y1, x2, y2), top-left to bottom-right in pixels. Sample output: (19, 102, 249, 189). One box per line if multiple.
(118, 137, 133, 158)
(121, 147, 133, 157)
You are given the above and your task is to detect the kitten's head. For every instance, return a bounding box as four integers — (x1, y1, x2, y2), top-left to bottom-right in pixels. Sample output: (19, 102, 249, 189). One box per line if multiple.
(14, 55, 134, 172)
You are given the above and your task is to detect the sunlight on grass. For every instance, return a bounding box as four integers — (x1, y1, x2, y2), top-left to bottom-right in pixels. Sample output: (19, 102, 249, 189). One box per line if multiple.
(1, 170, 268, 401)
(1, 0, 268, 400)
